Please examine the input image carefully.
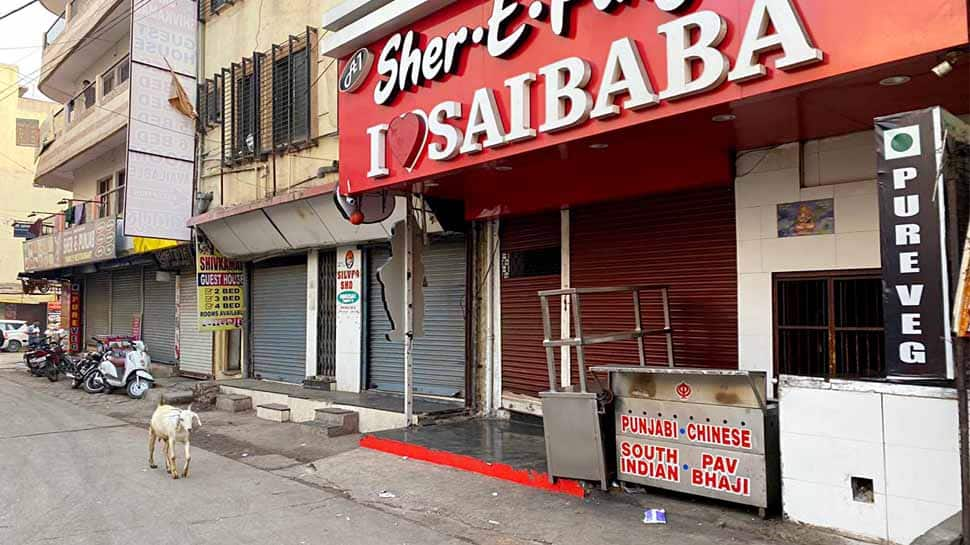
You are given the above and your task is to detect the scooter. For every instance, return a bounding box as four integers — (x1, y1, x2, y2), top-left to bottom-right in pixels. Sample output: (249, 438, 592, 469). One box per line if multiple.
(84, 340, 154, 399)
(70, 338, 106, 389)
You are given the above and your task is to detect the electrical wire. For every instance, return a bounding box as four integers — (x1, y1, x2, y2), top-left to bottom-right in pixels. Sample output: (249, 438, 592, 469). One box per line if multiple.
(0, 0, 156, 103)
(0, 0, 39, 22)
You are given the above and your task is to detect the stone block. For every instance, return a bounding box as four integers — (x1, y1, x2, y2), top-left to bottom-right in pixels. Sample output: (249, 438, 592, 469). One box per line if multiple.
(257, 403, 291, 422)
(215, 394, 252, 413)
(314, 408, 358, 437)
(161, 389, 195, 406)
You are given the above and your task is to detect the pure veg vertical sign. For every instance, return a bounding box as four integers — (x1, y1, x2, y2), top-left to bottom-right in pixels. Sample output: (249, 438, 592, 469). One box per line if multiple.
(876, 108, 954, 380)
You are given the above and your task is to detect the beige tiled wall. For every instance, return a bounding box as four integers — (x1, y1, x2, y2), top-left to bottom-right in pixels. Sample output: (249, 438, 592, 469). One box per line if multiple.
(735, 132, 882, 388)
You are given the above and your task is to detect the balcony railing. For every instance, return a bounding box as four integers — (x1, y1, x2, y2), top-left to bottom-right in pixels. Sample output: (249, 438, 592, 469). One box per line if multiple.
(43, 0, 97, 50)
(44, 12, 66, 49)
(38, 56, 129, 159)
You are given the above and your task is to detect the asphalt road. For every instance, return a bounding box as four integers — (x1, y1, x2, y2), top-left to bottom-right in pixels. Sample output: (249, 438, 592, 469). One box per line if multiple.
(0, 372, 464, 545)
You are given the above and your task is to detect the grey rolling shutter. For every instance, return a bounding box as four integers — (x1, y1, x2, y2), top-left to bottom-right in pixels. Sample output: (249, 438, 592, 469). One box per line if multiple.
(252, 263, 307, 383)
(366, 237, 467, 397)
(318, 250, 336, 379)
(142, 266, 177, 364)
(178, 272, 213, 377)
(110, 268, 142, 336)
(84, 272, 110, 340)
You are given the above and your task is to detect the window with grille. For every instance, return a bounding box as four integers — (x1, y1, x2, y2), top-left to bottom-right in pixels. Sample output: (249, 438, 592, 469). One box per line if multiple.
(774, 270, 885, 379)
(234, 70, 257, 160)
(271, 44, 310, 149)
(216, 28, 316, 166)
(15, 118, 39, 147)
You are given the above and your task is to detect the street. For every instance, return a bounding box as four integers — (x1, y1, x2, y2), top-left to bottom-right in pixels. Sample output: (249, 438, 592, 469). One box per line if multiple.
(0, 352, 856, 545)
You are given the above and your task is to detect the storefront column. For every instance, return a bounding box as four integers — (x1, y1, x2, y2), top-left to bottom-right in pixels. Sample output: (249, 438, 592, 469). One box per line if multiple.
(484, 220, 502, 414)
(306, 249, 319, 379)
(336, 246, 363, 392)
(560, 208, 571, 389)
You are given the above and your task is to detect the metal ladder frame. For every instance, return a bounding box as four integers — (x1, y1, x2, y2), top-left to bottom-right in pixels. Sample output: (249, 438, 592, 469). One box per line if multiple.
(538, 285, 675, 394)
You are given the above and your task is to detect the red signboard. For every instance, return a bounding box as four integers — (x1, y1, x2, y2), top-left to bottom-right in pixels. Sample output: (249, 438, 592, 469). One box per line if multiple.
(69, 283, 82, 353)
(336, 0, 969, 199)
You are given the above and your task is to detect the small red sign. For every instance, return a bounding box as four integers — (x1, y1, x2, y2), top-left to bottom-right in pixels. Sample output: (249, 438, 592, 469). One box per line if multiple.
(675, 382, 692, 400)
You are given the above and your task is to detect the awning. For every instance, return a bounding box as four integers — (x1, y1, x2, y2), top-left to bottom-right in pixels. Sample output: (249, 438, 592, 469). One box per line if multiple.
(188, 182, 408, 260)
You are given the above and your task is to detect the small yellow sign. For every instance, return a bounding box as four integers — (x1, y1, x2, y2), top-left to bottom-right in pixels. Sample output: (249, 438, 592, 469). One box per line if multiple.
(195, 234, 244, 331)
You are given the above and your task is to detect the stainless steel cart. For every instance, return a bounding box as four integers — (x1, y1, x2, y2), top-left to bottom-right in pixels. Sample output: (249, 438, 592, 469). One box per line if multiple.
(590, 366, 780, 514)
(537, 285, 674, 490)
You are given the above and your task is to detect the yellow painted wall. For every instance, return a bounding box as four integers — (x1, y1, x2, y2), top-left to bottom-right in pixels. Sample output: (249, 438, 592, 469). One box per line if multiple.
(0, 65, 68, 283)
(198, 0, 340, 208)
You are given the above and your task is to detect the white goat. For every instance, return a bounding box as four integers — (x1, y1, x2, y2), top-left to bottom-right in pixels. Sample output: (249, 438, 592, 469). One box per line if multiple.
(148, 403, 201, 479)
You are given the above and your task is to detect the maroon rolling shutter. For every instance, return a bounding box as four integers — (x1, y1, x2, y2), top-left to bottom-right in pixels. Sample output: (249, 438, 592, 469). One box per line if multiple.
(570, 187, 738, 372)
(500, 212, 561, 396)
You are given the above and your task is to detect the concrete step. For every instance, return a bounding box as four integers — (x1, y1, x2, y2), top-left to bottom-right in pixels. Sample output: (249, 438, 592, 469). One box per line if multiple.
(313, 407, 358, 437)
(146, 388, 194, 406)
(256, 403, 291, 422)
(215, 393, 252, 413)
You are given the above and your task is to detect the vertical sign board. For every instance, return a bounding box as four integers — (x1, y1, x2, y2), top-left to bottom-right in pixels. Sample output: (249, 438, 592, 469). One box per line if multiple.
(335, 247, 362, 392)
(69, 283, 82, 353)
(876, 107, 954, 380)
(196, 232, 245, 331)
(124, 0, 197, 241)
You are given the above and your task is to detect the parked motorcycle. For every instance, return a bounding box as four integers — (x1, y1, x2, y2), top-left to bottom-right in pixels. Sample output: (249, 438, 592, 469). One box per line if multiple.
(23, 336, 67, 381)
(83, 340, 154, 399)
(70, 339, 106, 390)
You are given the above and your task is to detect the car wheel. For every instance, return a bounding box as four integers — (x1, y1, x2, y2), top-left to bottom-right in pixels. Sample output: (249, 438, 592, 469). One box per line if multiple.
(6, 340, 21, 352)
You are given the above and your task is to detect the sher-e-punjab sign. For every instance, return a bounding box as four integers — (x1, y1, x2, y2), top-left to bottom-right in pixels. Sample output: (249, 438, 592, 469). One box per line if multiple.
(335, 0, 970, 194)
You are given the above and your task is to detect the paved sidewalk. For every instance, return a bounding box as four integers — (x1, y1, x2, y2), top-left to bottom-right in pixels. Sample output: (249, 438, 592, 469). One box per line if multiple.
(1, 363, 862, 545)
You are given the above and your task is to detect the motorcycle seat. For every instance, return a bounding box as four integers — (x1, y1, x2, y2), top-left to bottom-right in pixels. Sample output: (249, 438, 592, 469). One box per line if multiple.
(107, 355, 126, 368)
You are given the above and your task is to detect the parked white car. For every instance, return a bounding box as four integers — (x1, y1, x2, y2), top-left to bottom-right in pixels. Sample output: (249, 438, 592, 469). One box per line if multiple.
(1, 320, 29, 352)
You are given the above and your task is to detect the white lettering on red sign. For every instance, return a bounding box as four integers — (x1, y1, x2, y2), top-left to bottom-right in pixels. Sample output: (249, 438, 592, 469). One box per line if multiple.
(619, 441, 681, 483)
(363, 0, 823, 178)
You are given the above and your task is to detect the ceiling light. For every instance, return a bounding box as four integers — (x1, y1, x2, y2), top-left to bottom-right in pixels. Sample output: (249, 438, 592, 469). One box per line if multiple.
(588, 143, 609, 149)
(712, 114, 736, 123)
(879, 75, 911, 86)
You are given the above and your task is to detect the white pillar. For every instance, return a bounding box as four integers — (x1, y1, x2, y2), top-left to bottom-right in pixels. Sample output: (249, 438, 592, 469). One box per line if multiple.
(305, 249, 319, 379)
(560, 208, 571, 389)
(335, 246, 363, 392)
(488, 219, 503, 414)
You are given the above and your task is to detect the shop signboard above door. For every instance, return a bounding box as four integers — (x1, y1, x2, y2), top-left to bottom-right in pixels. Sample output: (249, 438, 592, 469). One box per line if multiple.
(333, 0, 970, 196)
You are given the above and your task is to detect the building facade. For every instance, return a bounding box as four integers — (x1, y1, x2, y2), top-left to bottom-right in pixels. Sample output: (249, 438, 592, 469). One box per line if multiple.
(189, 0, 470, 398)
(320, 0, 970, 543)
(23, 0, 188, 364)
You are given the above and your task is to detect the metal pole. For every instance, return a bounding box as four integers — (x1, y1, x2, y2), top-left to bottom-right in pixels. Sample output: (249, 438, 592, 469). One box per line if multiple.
(957, 337, 970, 545)
(632, 288, 645, 366)
(403, 193, 414, 427)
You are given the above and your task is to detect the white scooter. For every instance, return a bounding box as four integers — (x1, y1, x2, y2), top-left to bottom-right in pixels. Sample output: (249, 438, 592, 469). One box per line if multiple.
(84, 340, 154, 399)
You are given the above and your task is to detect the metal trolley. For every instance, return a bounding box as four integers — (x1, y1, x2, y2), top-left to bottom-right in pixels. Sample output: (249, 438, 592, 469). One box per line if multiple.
(538, 285, 674, 490)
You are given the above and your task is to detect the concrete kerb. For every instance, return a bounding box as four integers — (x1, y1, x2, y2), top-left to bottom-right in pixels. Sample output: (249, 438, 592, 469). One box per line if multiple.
(219, 385, 416, 432)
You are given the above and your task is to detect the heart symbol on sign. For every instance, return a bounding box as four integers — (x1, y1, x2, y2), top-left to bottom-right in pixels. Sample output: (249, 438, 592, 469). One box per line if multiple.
(387, 111, 428, 172)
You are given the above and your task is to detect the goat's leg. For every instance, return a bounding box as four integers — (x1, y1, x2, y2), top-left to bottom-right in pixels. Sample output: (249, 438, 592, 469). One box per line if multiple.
(148, 428, 157, 469)
(181, 441, 191, 478)
(167, 437, 178, 479)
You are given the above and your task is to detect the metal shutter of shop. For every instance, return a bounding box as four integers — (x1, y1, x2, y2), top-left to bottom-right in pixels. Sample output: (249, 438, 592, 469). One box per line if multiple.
(84, 272, 111, 340)
(142, 266, 177, 363)
(570, 187, 737, 372)
(110, 268, 142, 337)
(178, 273, 213, 377)
(366, 237, 467, 397)
(499, 213, 562, 397)
(252, 264, 307, 383)
(318, 250, 336, 378)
